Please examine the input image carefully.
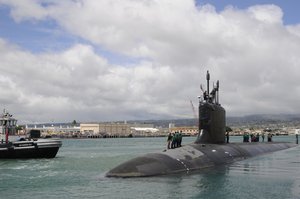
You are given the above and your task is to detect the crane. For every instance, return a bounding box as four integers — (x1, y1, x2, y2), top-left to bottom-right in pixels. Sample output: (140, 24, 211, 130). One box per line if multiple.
(190, 100, 198, 127)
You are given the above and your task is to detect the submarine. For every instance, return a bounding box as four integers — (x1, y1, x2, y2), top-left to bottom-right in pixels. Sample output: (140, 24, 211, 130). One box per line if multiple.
(106, 71, 297, 177)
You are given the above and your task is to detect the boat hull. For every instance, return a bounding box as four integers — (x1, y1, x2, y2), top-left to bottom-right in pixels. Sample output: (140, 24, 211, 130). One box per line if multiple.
(106, 142, 298, 177)
(0, 139, 62, 159)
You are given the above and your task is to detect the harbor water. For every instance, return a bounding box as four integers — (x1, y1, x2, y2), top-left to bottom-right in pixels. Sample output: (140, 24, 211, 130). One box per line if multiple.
(0, 136, 299, 199)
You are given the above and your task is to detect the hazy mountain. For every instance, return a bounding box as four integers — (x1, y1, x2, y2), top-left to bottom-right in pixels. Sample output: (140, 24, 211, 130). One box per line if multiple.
(25, 114, 300, 128)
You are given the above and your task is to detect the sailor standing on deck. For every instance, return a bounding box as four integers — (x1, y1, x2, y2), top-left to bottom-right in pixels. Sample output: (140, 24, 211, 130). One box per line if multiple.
(167, 133, 172, 149)
(225, 131, 229, 143)
(171, 133, 176, 149)
(174, 131, 179, 148)
(178, 132, 183, 147)
(267, 133, 272, 142)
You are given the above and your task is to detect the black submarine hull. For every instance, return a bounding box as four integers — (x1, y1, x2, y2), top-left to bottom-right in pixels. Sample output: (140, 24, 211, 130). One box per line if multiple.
(106, 142, 297, 177)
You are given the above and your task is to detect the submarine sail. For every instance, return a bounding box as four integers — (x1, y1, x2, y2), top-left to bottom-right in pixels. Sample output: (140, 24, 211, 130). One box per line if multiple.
(196, 71, 225, 144)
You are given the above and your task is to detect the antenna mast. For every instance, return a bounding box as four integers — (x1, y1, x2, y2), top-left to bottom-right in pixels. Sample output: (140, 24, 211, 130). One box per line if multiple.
(206, 70, 210, 97)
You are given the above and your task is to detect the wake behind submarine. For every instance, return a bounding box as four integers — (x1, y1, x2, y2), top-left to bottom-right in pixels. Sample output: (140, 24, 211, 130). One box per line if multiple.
(106, 71, 297, 177)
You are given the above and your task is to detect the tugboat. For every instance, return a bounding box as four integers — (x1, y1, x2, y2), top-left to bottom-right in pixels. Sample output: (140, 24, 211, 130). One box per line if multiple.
(0, 110, 62, 159)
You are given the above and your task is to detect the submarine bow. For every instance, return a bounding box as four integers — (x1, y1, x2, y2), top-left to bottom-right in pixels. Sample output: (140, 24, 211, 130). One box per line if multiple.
(106, 71, 297, 178)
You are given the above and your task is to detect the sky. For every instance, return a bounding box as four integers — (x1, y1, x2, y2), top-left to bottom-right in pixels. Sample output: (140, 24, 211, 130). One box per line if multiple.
(0, 0, 300, 124)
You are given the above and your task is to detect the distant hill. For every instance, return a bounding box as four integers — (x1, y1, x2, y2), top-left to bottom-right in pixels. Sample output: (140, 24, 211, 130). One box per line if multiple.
(226, 114, 300, 127)
(25, 114, 300, 128)
(129, 114, 300, 128)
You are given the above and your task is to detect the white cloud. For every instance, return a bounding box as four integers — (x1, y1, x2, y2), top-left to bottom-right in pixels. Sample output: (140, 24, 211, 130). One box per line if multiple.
(247, 4, 283, 24)
(287, 24, 300, 37)
(0, 0, 48, 22)
(1, 0, 300, 123)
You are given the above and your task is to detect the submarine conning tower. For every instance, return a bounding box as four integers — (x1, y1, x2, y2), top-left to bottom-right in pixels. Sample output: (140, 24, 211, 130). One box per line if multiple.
(195, 71, 226, 144)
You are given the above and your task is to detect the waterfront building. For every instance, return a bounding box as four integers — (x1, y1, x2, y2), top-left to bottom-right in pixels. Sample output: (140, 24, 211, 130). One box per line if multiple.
(169, 126, 198, 136)
(80, 123, 131, 137)
(168, 123, 175, 128)
(130, 127, 159, 137)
